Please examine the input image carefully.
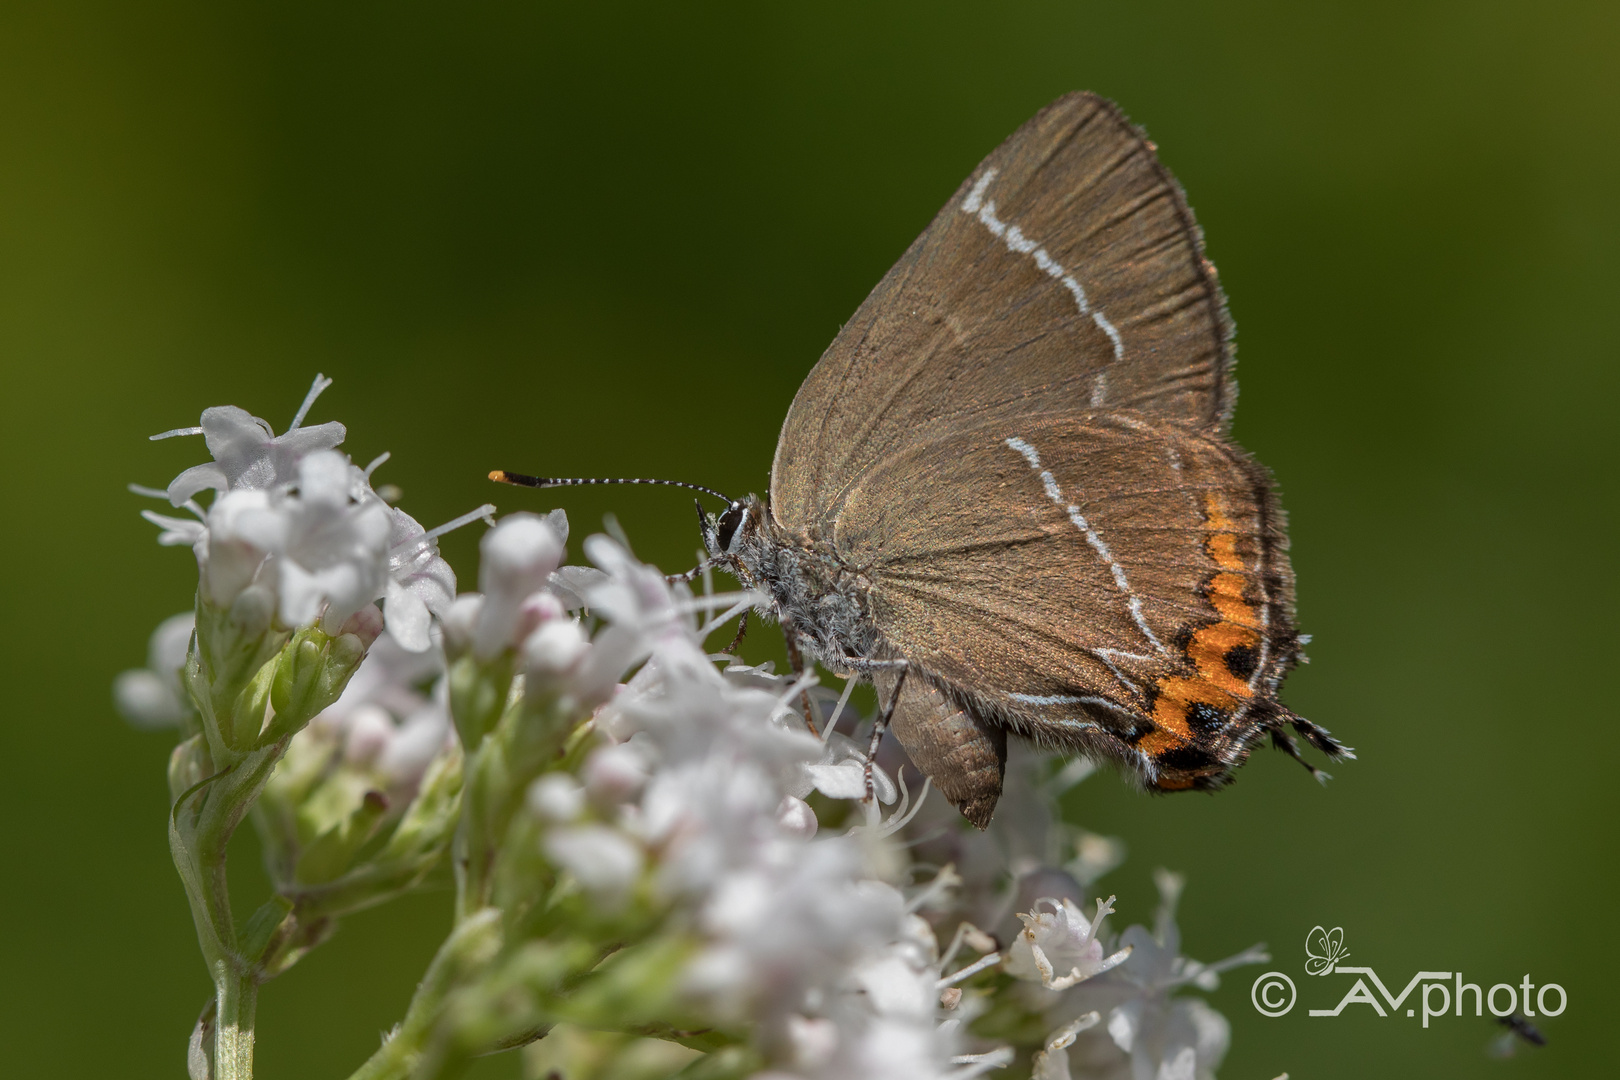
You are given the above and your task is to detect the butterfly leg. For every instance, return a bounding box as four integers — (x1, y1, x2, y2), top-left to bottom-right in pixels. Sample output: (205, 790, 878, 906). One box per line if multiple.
(864, 662, 909, 806)
(663, 560, 710, 585)
(719, 608, 749, 655)
(781, 619, 823, 737)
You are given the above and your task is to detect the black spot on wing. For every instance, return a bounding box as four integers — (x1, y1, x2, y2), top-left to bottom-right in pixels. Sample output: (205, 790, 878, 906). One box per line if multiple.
(1152, 744, 1219, 772)
(1224, 643, 1259, 681)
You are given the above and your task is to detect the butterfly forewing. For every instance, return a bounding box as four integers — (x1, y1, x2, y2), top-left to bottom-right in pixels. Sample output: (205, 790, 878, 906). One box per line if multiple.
(734, 91, 1339, 822)
(772, 91, 1234, 535)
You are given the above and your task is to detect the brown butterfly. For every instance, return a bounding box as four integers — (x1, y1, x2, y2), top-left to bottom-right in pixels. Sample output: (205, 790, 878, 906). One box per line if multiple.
(503, 91, 1351, 827)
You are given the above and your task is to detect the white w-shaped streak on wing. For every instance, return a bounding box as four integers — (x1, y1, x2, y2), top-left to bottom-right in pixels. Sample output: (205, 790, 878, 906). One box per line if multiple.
(1003, 436, 1169, 666)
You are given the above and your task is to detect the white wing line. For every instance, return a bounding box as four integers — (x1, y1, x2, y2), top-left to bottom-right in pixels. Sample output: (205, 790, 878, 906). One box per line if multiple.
(962, 169, 1126, 361)
(1004, 436, 1170, 661)
(1010, 692, 1113, 707)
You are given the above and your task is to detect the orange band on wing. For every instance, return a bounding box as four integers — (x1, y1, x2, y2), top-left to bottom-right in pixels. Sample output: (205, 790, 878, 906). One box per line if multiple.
(1136, 491, 1267, 775)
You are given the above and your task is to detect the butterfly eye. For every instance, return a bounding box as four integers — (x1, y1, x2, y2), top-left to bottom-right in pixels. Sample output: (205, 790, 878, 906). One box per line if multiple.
(717, 502, 746, 551)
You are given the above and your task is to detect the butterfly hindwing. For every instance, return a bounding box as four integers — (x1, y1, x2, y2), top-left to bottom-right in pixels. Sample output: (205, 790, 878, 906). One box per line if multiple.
(835, 413, 1299, 791)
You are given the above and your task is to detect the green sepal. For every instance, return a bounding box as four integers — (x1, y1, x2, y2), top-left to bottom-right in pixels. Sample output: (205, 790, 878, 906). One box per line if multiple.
(190, 588, 289, 755)
(259, 627, 367, 747)
(168, 735, 212, 805)
(448, 653, 516, 750)
(667, 1045, 763, 1080)
(227, 659, 277, 751)
(239, 895, 295, 965)
(294, 790, 391, 885)
(551, 935, 706, 1035)
(381, 745, 464, 861)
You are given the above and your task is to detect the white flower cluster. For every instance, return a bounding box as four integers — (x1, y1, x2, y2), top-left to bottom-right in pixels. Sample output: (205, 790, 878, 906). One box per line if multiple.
(121, 380, 1270, 1080)
(1047, 869, 1269, 1080)
(895, 752, 1267, 1080)
(443, 517, 997, 1079)
(135, 375, 480, 651)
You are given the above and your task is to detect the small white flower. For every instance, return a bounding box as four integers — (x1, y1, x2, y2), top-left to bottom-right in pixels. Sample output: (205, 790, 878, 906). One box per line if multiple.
(440, 594, 484, 654)
(342, 704, 396, 765)
(275, 450, 393, 630)
(527, 774, 586, 823)
(198, 488, 286, 610)
(544, 824, 644, 901)
(582, 742, 652, 805)
(113, 613, 196, 728)
(383, 507, 459, 652)
(376, 701, 455, 786)
(521, 612, 588, 680)
(472, 513, 566, 659)
(1005, 896, 1133, 991)
(1057, 871, 1263, 1080)
(161, 376, 346, 505)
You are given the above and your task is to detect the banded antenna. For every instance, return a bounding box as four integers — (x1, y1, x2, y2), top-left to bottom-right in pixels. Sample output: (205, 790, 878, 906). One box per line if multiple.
(490, 471, 734, 505)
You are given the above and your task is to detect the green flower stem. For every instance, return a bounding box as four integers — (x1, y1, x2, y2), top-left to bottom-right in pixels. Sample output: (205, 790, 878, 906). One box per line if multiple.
(454, 694, 579, 922)
(169, 608, 377, 1077)
(344, 909, 504, 1080)
(170, 739, 290, 1080)
(213, 961, 259, 1080)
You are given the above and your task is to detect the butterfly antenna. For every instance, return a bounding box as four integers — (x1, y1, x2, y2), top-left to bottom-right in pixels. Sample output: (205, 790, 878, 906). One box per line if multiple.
(490, 472, 733, 505)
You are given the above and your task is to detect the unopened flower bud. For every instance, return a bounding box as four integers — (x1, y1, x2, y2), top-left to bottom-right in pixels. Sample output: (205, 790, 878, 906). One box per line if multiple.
(227, 585, 276, 638)
(527, 773, 586, 823)
(543, 824, 642, 901)
(338, 604, 386, 648)
(343, 704, 395, 765)
(583, 743, 651, 804)
(521, 618, 589, 680)
(441, 594, 483, 657)
(775, 796, 819, 840)
(114, 670, 185, 729)
(474, 514, 564, 659)
(514, 589, 566, 641)
(377, 706, 453, 789)
(787, 1015, 839, 1069)
(202, 489, 282, 609)
(114, 613, 196, 729)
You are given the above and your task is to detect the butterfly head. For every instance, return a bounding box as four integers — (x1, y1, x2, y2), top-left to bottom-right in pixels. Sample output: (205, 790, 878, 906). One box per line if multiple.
(698, 495, 764, 561)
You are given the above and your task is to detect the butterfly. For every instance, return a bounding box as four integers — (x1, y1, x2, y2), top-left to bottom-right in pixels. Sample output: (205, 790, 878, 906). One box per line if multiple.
(1304, 925, 1349, 976)
(501, 92, 1352, 827)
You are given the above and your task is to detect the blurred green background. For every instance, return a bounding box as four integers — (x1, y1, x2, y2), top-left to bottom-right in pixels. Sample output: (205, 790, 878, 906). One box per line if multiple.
(1, 1, 1614, 1077)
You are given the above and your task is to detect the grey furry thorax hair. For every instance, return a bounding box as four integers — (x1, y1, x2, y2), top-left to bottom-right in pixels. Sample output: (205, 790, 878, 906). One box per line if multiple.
(700, 494, 882, 675)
